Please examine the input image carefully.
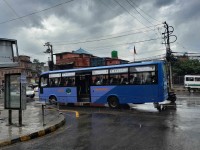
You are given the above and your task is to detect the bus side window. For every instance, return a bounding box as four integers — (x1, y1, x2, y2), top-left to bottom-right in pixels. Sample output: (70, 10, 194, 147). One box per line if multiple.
(145, 74, 152, 84)
(129, 75, 134, 84)
(102, 79, 107, 85)
(134, 76, 141, 84)
(113, 78, 118, 84)
(41, 77, 48, 87)
(68, 79, 73, 86)
(195, 77, 200, 81)
(119, 74, 128, 84)
(56, 78, 61, 86)
(186, 77, 194, 81)
(119, 76, 124, 84)
(72, 79, 75, 86)
(95, 77, 101, 85)
(119, 76, 123, 84)
(64, 79, 68, 86)
(49, 79, 55, 87)
(130, 73, 140, 85)
(123, 78, 128, 84)
(110, 77, 113, 84)
(60, 78, 65, 86)
(151, 75, 156, 83)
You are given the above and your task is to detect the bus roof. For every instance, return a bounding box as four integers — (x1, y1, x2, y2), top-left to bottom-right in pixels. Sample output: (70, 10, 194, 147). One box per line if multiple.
(184, 75, 200, 77)
(41, 60, 165, 75)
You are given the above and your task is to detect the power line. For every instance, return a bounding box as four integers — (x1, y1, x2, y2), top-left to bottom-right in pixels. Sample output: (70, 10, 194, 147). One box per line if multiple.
(127, 0, 161, 23)
(135, 48, 166, 55)
(125, 0, 162, 40)
(2, 0, 26, 25)
(53, 28, 160, 45)
(0, 0, 76, 25)
(98, 0, 133, 26)
(52, 23, 162, 44)
(90, 47, 165, 56)
(54, 38, 160, 48)
(113, 0, 161, 41)
(126, 0, 153, 25)
(2, 0, 49, 56)
(113, 0, 149, 28)
(136, 54, 165, 62)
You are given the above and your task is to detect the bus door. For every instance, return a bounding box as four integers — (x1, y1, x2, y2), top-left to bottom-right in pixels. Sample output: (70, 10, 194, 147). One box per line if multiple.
(76, 72, 92, 102)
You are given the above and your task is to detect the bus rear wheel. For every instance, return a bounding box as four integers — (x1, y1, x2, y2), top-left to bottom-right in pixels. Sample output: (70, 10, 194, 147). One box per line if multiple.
(108, 96, 120, 109)
(49, 96, 57, 105)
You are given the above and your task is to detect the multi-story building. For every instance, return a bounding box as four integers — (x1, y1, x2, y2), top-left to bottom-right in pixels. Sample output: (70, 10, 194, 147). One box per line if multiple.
(0, 55, 48, 88)
(54, 48, 129, 70)
(54, 48, 94, 69)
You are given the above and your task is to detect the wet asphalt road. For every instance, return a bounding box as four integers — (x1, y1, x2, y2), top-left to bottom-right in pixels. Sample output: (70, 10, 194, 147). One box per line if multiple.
(1, 91, 200, 150)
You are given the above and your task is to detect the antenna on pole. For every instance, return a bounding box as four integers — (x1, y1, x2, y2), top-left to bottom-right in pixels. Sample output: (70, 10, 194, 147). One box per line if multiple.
(44, 42, 54, 71)
(162, 21, 177, 91)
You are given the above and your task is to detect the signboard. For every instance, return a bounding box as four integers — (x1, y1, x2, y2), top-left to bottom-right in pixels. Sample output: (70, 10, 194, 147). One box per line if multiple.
(92, 69, 108, 75)
(49, 73, 61, 78)
(20, 75, 27, 83)
(130, 65, 156, 72)
(0, 38, 19, 68)
(62, 72, 75, 77)
(4, 73, 26, 110)
(110, 68, 128, 74)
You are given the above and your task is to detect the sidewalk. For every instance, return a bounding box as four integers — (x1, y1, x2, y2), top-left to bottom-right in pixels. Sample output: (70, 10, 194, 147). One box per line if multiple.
(172, 85, 187, 92)
(0, 101, 65, 148)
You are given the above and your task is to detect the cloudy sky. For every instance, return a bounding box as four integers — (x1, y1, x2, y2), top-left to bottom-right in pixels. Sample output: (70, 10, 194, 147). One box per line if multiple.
(0, 0, 200, 64)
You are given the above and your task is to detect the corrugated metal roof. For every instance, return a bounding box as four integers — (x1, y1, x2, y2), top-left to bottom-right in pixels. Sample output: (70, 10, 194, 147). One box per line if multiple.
(72, 48, 92, 55)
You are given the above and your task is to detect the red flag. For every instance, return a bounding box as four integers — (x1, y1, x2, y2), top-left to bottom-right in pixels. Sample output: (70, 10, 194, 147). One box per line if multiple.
(134, 46, 137, 54)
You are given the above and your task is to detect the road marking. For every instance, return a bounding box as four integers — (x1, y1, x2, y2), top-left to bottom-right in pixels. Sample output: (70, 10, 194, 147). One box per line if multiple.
(59, 110, 79, 118)
(178, 97, 200, 99)
(45, 107, 79, 118)
(20, 135, 31, 141)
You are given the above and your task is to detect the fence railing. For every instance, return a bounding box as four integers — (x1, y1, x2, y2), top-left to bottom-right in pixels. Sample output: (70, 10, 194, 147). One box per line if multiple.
(172, 76, 184, 85)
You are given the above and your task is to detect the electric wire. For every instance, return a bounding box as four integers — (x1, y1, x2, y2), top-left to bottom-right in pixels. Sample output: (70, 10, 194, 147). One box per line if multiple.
(125, 0, 162, 40)
(53, 28, 161, 45)
(2, 0, 27, 25)
(2, 0, 48, 57)
(136, 54, 166, 62)
(1, 0, 165, 62)
(113, 0, 161, 42)
(127, 0, 161, 23)
(0, 0, 76, 25)
(98, 0, 134, 26)
(51, 23, 163, 44)
(54, 38, 160, 48)
(113, 0, 151, 29)
(126, 0, 153, 25)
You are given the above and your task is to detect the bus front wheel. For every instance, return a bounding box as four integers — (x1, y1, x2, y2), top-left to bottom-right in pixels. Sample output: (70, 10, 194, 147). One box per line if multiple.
(108, 96, 120, 109)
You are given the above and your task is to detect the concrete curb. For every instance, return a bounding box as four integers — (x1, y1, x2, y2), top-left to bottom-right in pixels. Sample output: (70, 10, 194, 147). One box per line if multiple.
(0, 115, 65, 148)
(173, 89, 187, 92)
(172, 87, 188, 92)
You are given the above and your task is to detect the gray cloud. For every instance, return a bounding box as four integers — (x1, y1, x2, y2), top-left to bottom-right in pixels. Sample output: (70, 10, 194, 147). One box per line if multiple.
(153, 0, 176, 7)
(0, 0, 199, 63)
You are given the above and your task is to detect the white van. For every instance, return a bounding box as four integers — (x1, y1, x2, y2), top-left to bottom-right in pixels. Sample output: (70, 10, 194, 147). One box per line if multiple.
(184, 75, 200, 92)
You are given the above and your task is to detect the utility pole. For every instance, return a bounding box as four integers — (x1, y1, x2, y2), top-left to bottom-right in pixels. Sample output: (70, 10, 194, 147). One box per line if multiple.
(162, 22, 177, 91)
(44, 42, 54, 71)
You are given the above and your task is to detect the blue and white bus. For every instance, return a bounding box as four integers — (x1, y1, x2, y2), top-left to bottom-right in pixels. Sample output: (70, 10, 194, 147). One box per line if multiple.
(39, 60, 169, 109)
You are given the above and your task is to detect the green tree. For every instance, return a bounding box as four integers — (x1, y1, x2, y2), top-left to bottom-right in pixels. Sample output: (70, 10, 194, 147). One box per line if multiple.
(33, 59, 40, 63)
(172, 59, 200, 76)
